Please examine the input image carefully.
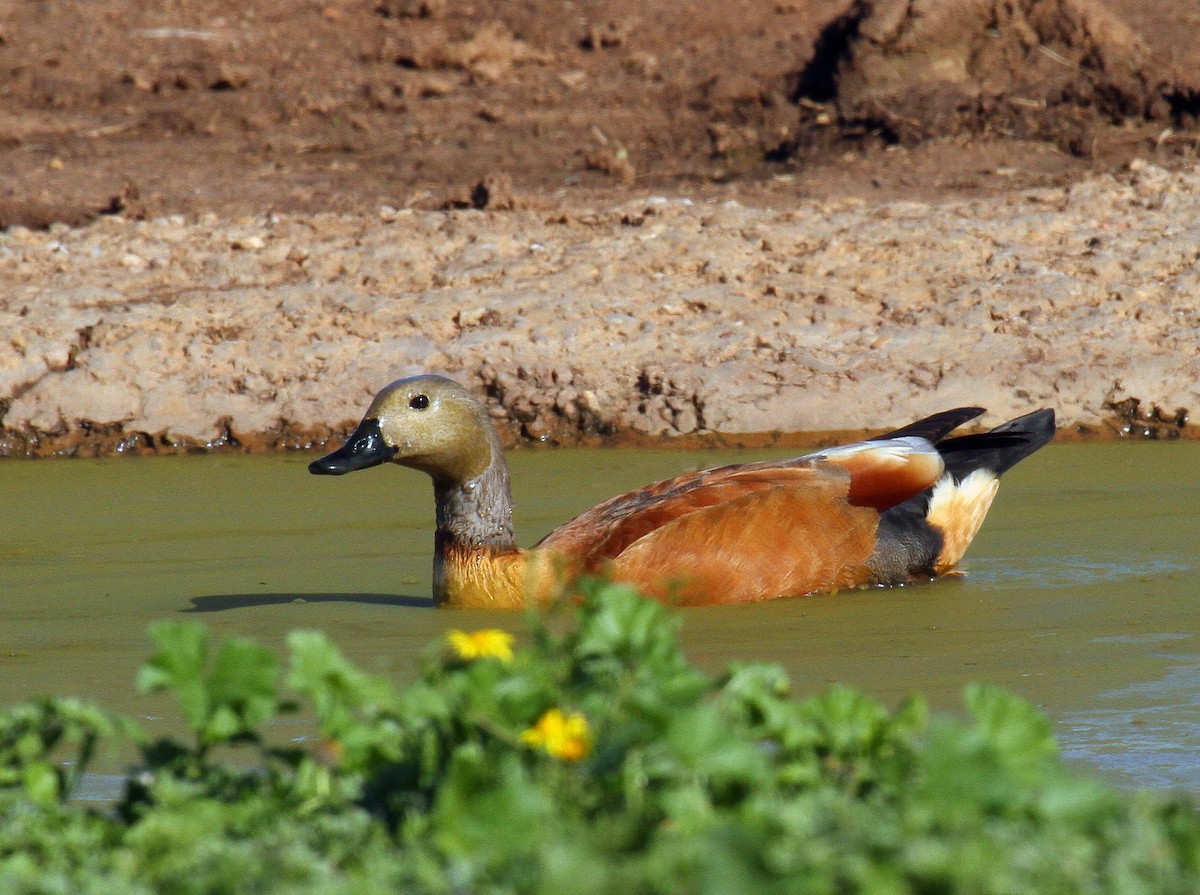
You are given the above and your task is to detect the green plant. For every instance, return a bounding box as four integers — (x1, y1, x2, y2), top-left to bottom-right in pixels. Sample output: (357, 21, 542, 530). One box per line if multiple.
(0, 698, 132, 806)
(0, 580, 1197, 893)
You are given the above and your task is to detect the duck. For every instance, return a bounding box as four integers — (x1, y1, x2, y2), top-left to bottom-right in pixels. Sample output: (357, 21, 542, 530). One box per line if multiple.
(309, 374, 1055, 608)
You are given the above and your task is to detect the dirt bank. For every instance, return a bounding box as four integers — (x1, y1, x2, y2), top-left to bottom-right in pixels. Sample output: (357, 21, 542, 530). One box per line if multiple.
(3, 161, 1198, 456)
(1, 0, 1198, 455)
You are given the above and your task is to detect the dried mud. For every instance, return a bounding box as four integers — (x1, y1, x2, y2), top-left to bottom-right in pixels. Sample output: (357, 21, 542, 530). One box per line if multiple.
(1, 0, 1198, 456)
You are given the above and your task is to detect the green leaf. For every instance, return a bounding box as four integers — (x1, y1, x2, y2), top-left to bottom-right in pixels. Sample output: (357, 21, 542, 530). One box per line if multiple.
(0, 698, 137, 805)
(801, 685, 891, 755)
(21, 762, 60, 806)
(963, 683, 1057, 777)
(135, 621, 279, 750)
(206, 636, 280, 739)
(137, 621, 211, 733)
(2, 583, 1199, 894)
(287, 629, 394, 731)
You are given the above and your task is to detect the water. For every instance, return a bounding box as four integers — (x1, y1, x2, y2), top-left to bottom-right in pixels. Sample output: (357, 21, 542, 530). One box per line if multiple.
(1, 442, 1198, 792)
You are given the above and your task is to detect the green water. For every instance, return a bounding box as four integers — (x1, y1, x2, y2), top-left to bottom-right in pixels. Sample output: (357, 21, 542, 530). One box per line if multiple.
(1, 443, 1198, 791)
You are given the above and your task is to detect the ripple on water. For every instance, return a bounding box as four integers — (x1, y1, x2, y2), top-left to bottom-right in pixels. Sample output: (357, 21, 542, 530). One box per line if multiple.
(965, 554, 1193, 589)
(1060, 662, 1200, 791)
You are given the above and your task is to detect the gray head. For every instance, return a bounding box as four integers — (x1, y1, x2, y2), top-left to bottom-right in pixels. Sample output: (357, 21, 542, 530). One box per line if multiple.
(308, 374, 499, 485)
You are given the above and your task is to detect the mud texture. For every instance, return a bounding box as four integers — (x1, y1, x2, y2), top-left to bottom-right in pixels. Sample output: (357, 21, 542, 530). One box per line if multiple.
(3, 161, 1198, 456)
(3, 0, 1199, 227)
(797, 0, 1200, 155)
(1, 0, 1198, 455)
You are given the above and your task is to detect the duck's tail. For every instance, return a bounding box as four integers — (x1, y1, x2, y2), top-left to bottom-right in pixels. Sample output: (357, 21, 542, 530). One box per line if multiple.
(933, 408, 1058, 481)
(867, 408, 1056, 583)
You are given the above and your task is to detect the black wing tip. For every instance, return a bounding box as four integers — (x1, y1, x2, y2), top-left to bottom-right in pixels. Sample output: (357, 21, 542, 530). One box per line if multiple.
(879, 406, 987, 443)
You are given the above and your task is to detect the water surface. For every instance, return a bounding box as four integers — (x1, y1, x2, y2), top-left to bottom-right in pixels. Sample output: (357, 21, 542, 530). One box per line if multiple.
(2, 442, 1198, 791)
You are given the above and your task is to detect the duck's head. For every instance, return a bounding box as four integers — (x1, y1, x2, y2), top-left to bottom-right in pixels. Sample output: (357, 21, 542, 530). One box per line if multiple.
(308, 375, 497, 485)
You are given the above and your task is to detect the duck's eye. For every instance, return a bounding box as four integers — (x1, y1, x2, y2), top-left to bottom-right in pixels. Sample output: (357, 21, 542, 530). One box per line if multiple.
(409, 394, 430, 410)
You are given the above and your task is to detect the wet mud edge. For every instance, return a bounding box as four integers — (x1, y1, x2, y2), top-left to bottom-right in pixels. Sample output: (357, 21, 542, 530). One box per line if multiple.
(0, 412, 1194, 460)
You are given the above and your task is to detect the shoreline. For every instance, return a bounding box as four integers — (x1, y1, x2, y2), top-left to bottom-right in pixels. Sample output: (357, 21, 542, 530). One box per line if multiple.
(1, 413, 1193, 461)
(4, 165, 1198, 460)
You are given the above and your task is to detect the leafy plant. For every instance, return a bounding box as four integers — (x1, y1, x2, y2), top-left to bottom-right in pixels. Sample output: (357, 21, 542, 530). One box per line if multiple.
(0, 697, 134, 806)
(137, 621, 283, 754)
(0, 579, 1197, 894)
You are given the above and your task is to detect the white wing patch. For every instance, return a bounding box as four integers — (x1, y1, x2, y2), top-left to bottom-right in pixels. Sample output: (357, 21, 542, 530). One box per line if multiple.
(810, 436, 939, 466)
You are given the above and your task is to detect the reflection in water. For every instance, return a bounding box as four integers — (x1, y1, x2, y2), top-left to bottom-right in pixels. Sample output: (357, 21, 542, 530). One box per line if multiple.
(0, 441, 1198, 791)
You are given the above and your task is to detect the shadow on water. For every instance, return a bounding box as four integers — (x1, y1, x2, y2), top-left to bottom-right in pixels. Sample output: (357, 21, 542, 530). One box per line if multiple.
(184, 592, 432, 612)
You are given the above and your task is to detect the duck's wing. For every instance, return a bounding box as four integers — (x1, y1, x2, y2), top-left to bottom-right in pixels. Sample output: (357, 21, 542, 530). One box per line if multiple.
(536, 462, 793, 564)
(803, 435, 944, 511)
(606, 476, 879, 604)
(873, 406, 985, 442)
(537, 436, 945, 569)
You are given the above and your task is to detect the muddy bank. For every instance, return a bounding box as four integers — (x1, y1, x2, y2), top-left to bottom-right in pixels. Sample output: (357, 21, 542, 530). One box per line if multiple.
(2, 162, 1198, 457)
(793, 0, 1200, 156)
(3, 0, 1199, 457)
(3, 0, 1199, 232)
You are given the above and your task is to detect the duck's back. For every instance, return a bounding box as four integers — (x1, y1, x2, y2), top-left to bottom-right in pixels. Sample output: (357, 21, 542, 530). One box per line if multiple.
(536, 438, 945, 604)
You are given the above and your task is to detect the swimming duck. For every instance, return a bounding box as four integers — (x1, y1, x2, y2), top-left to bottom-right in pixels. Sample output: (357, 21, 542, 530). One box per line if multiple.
(309, 375, 1055, 608)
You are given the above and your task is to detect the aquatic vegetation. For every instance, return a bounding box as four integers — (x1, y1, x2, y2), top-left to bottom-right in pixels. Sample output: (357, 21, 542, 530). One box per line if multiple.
(1, 580, 1198, 893)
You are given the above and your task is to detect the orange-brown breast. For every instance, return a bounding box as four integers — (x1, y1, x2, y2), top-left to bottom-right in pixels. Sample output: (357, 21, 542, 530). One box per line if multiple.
(438, 543, 561, 609)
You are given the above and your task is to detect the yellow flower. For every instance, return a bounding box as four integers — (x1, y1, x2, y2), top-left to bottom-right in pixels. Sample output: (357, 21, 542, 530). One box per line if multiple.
(521, 708, 592, 762)
(446, 628, 514, 663)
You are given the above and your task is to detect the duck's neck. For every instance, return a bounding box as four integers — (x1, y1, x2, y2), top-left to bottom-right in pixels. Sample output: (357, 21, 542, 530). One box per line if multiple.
(432, 450, 517, 555)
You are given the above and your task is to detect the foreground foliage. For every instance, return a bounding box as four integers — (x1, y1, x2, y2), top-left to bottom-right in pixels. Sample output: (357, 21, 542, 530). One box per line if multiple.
(2, 581, 1198, 894)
